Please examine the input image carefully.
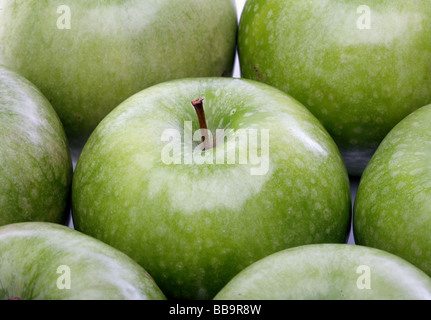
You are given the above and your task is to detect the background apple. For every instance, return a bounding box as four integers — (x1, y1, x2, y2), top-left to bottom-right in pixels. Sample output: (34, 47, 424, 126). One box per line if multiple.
(237, 0, 431, 175)
(354, 105, 431, 277)
(0, 222, 166, 300)
(72, 77, 352, 300)
(0, 0, 238, 153)
(0, 66, 72, 227)
(214, 244, 431, 300)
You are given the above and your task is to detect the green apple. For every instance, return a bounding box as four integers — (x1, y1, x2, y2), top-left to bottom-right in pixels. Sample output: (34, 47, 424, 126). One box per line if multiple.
(72, 77, 351, 300)
(238, 0, 431, 175)
(213, 244, 431, 300)
(354, 104, 431, 277)
(0, 222, 166, 300)
(0, 66, 72, 227)
(0, 0, 238, 150)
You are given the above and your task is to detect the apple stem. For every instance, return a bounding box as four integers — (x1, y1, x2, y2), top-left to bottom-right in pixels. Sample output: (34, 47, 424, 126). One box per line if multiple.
(191, 98, 213, 151)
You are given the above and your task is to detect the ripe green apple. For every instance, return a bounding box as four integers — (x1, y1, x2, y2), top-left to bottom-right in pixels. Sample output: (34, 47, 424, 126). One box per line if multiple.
(354, 104, 431, 277)
(0, 0, 238, 150)
(72, 77, 352, 300)
(213, 244, 431, 300)
(0, 66, 72, 227)
(0, 222, 166, 300)
(238, 0, 431, 175)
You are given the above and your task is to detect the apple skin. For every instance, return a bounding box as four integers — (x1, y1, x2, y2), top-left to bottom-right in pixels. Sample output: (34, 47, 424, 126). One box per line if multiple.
(238, 0, 431, 175)
(0, 66, 72, 227)
(213, 244, 431, 300)
(354, 105, 431, 277)
(0, 0, 238, 149)
(72, 77, 351, 300)
(0, 222, 166, 300)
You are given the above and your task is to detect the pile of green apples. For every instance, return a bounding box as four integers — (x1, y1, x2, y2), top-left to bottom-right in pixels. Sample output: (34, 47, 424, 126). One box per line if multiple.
(0, 0, 430, 300)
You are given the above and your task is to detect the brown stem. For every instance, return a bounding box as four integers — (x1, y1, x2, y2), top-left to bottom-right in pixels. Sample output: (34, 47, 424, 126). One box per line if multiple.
(191, 98, 213, 151)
